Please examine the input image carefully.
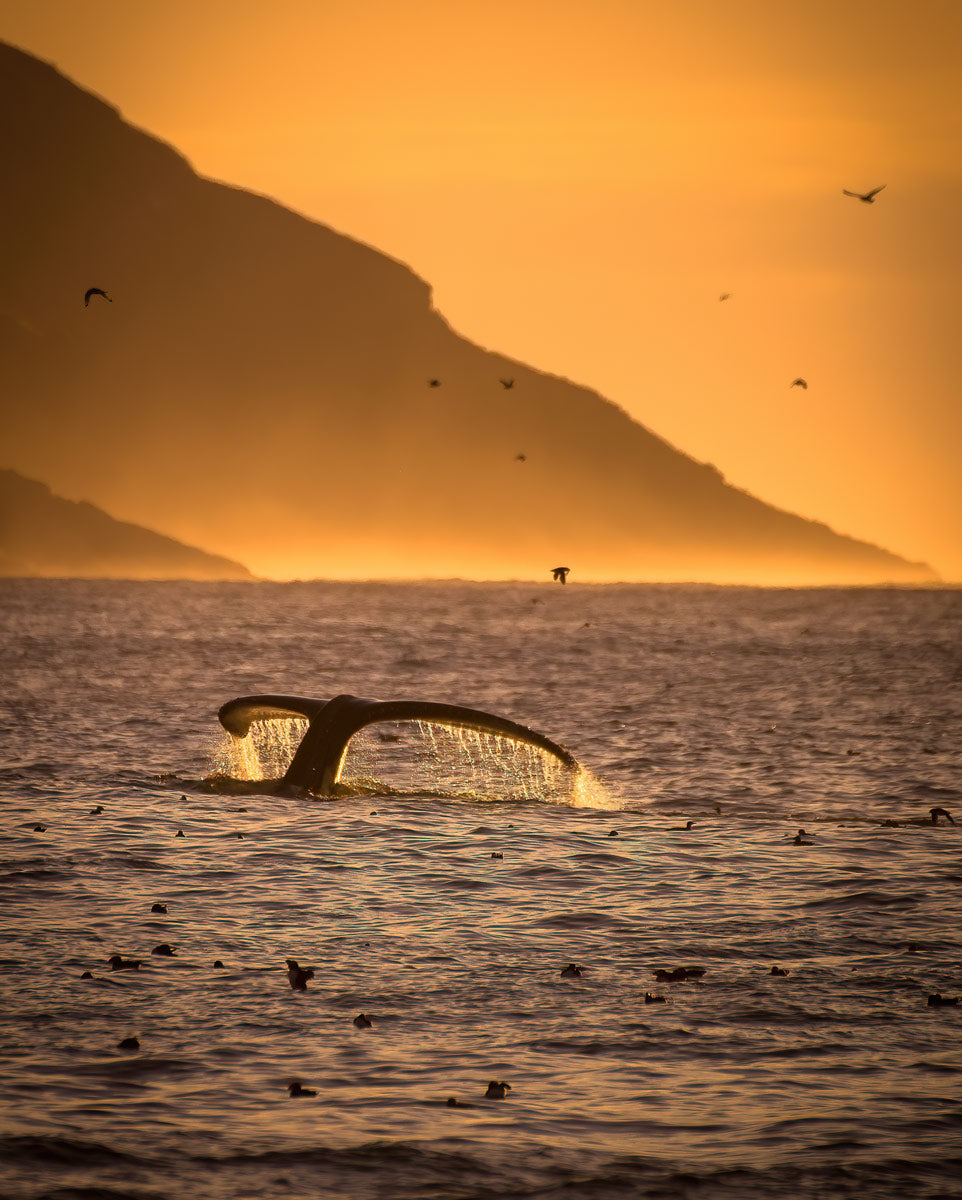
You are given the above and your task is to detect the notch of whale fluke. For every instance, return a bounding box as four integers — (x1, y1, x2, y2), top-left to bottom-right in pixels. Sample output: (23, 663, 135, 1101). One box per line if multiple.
(217, 693, 579, 795)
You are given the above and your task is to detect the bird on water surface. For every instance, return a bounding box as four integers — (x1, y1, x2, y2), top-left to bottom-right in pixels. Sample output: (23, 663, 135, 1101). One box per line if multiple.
(842, 185, 885, 203)
(288, 1081, 317, 1097)
(353, 1013, 373, 1028)
(930, 807, 955, 825)
(107, 955, 141, 970)
(286, 959, 314, 991)
(83, 287, 112, 306)
(485, 1081, 511, 1099)
(793, 829, 814, 845)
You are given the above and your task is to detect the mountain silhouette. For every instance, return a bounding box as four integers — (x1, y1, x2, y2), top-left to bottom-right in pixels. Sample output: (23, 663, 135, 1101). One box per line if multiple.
(0, 469, 252, 580)
(0, 42, 935, 583)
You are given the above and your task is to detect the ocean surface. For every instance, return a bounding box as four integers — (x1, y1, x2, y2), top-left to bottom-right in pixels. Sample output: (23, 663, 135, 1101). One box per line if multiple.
(1, 579, 960, 1200)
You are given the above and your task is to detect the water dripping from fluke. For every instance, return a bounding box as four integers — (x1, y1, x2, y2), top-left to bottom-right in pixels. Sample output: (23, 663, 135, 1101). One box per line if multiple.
(204, 692, 608, 805)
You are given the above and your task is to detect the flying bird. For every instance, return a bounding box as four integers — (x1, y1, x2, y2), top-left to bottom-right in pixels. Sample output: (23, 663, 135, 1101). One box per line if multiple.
(719, 293, 731, 301)
(500, 378, 515, 389)
(428, 378, 441, 388)
(552, 566, 570, 584)
(842, 185, 885, 204)
(515, 453, 526, 462)
(790, 378, 808, 389)
(83, 287, 112, 307)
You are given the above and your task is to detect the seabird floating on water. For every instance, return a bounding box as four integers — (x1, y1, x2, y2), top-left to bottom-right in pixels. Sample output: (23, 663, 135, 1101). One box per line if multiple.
(288, 1081, 317, 1096)
(107, 955, 141, 971)
(151, 943, 176, 956)
(484, 1080, 511, 1099)
(353, 1013, 373, 1028)
(930, 807, 955, 825)
(560, 963, 583, 977)
(286, 959, 314, 991)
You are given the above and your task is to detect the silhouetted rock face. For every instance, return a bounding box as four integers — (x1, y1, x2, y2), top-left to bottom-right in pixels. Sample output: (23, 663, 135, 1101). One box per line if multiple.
(0, 41, 936, 582)
(0, 470, 253, 579)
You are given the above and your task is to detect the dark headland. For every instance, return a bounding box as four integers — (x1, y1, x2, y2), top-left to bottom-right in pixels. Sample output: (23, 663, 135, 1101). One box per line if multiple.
(0, 470, 252, 580)
(0, 42, 936, 583)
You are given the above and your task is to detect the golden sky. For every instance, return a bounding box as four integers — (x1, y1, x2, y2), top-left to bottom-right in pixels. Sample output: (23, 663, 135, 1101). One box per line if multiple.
(3, 0, 961, 578)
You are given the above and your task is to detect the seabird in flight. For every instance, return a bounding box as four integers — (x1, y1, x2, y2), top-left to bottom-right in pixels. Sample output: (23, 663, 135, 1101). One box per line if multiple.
(84, 287, 112, 307)
(500, 378, 515, 389)
(790, 378, 808, 389)
(842, 185, 885, 203)
(428, 378, 441, 388)
(552, 566, 570, 584)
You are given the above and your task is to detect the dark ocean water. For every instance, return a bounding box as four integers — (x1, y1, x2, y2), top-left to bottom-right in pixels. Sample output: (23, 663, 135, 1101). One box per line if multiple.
(0, 580, 960, 1199)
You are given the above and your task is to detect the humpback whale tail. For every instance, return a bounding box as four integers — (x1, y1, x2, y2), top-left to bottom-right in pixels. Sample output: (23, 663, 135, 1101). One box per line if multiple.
(216, 693, 580, 798)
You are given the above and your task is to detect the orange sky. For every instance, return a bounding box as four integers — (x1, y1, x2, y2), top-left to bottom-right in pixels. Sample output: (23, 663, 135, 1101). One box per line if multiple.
(3, 0, 961, 578)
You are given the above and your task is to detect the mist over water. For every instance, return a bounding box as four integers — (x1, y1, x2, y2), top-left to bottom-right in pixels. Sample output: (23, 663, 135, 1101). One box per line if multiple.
(0, 580, 960, 1199)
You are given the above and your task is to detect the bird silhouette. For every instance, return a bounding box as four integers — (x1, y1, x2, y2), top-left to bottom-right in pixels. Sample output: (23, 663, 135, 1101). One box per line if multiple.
(793, 829, 813, 845)
(842, 185, 885, 203)
(428, 378, 441, 388)
(790, 378, 808, 389)
(560, 963, 582, 977)
(288, 1081, 317, 1097)
(353, 1013, 373, 1028)
(107, 955, 141, 971)
(930, 807, 955, 825)
(552, 566, 570, 584)
(484, 1080, 511, 1099)
(83, 287, 112, 307)
(286, 959, 314, 991)
(515, 453, 527, 462)
(500, 378, 515, 389)
(719, 293, 731, 301)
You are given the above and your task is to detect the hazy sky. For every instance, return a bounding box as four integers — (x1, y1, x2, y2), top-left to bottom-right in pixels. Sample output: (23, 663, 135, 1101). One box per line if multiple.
(3, 0, 961, 577)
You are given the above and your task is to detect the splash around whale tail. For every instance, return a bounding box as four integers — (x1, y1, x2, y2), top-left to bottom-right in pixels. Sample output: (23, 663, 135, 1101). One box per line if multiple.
(217, 693, 579, 796)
